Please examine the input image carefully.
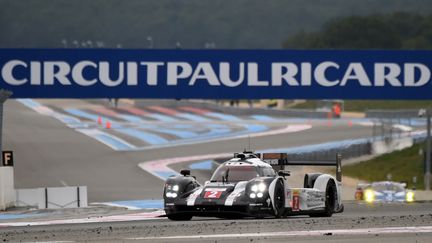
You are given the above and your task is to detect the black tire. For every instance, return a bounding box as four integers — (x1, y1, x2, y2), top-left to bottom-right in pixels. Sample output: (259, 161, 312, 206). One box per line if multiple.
(310, 180, 337, 217)
(273, 179, 285, 218)
(167, 214, 193, 221)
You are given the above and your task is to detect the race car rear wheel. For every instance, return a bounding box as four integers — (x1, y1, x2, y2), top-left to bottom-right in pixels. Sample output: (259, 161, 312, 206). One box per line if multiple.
(310, 179, 336, 217)
(273, 179, 285, 218)
(167, 213, 193, 221)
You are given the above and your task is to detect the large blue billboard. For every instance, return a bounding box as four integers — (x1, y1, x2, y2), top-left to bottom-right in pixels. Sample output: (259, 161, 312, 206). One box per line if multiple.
(0, 49, 431, 99)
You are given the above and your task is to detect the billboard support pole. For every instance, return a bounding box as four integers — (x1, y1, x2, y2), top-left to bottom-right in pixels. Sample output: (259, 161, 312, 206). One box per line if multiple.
(425, 109, 431, 190)
(0, 89, 12, 157)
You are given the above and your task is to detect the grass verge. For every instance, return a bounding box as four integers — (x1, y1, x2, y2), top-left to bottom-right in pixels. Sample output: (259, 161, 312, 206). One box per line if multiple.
(343, 143, 426, 189)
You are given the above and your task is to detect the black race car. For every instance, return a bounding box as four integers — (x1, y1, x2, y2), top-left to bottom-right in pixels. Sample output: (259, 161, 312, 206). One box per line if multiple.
(163, 151, 343, 220)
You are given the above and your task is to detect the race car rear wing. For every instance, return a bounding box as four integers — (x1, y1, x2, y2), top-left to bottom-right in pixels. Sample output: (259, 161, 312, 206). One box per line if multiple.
(259, 153, 342, 182)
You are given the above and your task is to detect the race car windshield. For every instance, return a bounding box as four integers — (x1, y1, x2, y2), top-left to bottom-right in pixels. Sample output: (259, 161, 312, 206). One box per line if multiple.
(372, 183, 405, 192)
(210, 165, 259, 182)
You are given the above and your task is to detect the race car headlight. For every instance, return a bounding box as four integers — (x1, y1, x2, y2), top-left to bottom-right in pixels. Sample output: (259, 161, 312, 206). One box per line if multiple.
(251, 183, 266, 192)
(172, 185, 179, 192)
(406, 191, 415, 202)
(364, 189, 375, 203)
(249, 193, 256, 198)
(165, 192, 178, 198)
(165, 184, 179, 198)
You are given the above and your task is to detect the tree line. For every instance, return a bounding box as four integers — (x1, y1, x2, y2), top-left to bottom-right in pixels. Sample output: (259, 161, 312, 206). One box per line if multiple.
(1, 0, 432, 49)
(283, 12, 432, 49)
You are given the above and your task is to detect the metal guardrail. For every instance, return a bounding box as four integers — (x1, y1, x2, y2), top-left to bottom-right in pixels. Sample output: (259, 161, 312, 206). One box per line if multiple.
(15, 186, 87, 209)
(366, 109, 420, 119)
(287, 143, 372, 161)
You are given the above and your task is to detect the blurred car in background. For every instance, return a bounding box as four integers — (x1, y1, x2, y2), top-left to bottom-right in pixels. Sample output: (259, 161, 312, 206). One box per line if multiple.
(355, 181, 414, 203)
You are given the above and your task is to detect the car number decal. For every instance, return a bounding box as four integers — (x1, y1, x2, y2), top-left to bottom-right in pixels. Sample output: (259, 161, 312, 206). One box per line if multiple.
(204, 191, 223, 199)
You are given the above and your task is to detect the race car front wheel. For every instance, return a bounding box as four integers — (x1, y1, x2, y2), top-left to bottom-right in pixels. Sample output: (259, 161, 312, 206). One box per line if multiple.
(167, 213, 193, 221)
(273, 179, 285, 218)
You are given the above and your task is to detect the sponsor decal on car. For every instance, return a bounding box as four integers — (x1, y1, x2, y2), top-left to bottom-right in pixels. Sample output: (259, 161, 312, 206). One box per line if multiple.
(305, 190, 325, 208)
(292, 189, 300, 211)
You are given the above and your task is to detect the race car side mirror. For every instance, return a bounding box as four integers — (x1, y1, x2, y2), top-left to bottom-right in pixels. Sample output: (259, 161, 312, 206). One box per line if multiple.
(278, 170, 290, 177)
(180, 169, 191, 176)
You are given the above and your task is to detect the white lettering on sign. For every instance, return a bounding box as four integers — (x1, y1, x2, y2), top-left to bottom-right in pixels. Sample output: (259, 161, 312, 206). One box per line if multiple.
(72, 61, 98, 86)
(1, 60, 431, 88)
(2, 60, 28, 85)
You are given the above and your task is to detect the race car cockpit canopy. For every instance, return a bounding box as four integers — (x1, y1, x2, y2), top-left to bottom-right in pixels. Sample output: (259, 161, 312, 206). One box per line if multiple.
(371, 182, 406, 192)
(210, 165, 260, 182)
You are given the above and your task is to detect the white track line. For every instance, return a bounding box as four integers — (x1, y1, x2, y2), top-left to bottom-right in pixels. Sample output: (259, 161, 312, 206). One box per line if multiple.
(0, 211, 164, 227)
(92, 202, 141, 210)
(139, 153, 232, 181)
(76, 128, 136, 151)
(126, 225, 432, 240)
(21, 241, 74, 243)
(59, 180, 69, 187)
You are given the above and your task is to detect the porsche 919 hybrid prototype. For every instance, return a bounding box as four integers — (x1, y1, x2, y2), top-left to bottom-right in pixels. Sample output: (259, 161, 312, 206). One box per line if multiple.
(355, 181, 415, 203)
(163, 151, 344, 220)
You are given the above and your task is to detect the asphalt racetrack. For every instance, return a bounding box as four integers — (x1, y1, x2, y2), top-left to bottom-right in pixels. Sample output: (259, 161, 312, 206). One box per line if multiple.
(2, 99, 431, 242)
(4, 99, 374, 201)
(0, 202, 431, 242)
